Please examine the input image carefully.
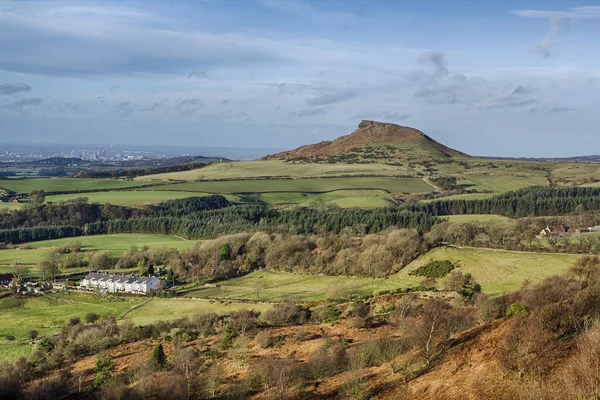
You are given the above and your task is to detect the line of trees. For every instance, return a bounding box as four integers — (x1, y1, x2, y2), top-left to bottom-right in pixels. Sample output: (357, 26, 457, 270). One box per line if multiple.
(410, 186, 600, 218)
(70, 161, 208, 179)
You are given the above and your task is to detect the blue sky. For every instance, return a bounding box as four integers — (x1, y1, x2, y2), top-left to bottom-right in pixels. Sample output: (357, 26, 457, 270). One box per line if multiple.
(0, 0, 599, 157)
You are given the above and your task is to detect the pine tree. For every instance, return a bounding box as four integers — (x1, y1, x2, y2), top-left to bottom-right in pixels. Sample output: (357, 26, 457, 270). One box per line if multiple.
(150, 343, 167, 370)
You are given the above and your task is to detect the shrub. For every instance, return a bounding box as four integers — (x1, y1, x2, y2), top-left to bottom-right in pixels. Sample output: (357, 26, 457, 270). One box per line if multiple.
(410, 260, 455, 278)
(303, 343, 348, 381)
(311, 306, 340, 323)
(506, 303, 528, 318)
(85, 312, 100, 324)
(150, 343, 167, 371)
(254, 330, 273, 349)
(92, 354, 113, 389)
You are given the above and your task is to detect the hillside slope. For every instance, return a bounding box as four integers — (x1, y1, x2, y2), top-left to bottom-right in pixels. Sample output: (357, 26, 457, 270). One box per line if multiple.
(265, 120, 468, 162)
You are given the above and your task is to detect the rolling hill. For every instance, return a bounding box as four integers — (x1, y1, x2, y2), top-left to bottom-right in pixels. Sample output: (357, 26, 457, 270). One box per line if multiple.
(265, 120, 468, 162)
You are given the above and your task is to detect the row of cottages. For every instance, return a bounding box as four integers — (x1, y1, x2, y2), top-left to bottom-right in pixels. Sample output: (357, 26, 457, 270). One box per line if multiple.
(80, 273, 161, 294)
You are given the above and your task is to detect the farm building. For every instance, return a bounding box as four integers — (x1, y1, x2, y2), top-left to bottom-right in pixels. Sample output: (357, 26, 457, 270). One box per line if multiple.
(80, 273, 161, 294)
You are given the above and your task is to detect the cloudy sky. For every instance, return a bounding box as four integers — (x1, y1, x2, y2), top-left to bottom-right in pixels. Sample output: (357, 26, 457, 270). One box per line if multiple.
(1, 0, 599, 157)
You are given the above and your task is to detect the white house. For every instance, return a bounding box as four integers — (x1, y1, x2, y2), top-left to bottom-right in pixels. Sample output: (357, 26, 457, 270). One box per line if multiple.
(80, 273, 161, 294)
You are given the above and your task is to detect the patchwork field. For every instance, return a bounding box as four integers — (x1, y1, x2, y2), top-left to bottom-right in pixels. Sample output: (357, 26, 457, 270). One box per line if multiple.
(0, 178, 153, 194)
(0, 234, 197, 266)
(183, 269, 411, 302)
(400, 246, 580, 295)
(136, 160, 413, 181)
(146, 177, 433, 195)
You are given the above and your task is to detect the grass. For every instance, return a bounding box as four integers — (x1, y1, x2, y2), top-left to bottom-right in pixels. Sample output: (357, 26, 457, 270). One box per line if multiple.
(0, 178, 153, 194)
(0, 202, 23, 210)
(46, 191, 213, 207)
(122, 298, 272, 326)
(0, 289, 275, 361)
(0, 234, 197, 266)
(0, 343, 33, 363)
(0, 292, 145, 360)
(399, 246, 580, 295)
(458, 174, 548, 193)
(241, 189, 393, 208)
(444, 214, 515, 225)
(184, 269, 409, 302)
(136, 160, 414, 181)
(146, 177, 434, 195)
(0, 291, 275, 361)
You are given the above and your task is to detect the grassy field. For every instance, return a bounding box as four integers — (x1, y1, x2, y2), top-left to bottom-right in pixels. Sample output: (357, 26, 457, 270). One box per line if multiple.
(458, 174, 548, 193)
(0, 178, 153, 194)
(400, 246, 580, 295)
(240, 189, 393, 208)
(146, 177, 433, 195)
(184, 269, 409, 302)
(0, 291, 274, 361)
(122, 298, 272, 326)
(0, 201, 23, 210)
(0, 234, 197, 266)
(46, 191, 214, 207)
(0, 343, 32, 362)
(136, 160, 414, 181)
(0, 292, 145, 361)
(444, 214, 515, 225)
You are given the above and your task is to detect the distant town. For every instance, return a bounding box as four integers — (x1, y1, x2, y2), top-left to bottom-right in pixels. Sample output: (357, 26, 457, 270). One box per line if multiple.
(0, 143, 280, 163)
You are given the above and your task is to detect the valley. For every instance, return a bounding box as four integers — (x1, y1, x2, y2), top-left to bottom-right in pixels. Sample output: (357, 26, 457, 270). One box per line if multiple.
(2, 121, 600, 399)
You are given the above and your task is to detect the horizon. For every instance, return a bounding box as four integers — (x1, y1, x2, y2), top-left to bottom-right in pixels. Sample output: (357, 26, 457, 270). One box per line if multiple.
(1, 0, 599, 157)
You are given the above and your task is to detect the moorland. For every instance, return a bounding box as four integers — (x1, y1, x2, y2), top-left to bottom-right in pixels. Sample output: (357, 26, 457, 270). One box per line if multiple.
(2, 121, 600, 399)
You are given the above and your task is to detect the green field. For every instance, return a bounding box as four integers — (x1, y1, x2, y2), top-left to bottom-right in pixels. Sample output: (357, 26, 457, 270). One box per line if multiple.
(458, 174, 548, 193)
(122, 298, 272, 326)
(0, 292, 145, 361)
(184, 269, 408, 302)
(146, 177, 433, 195)
(0, 201, 23, 210)
(241, 189, 393, 208)
(0, 234, 197, 266)
(444, 214, 515, 225)
(400, 246, 580, 294)
(0, 343, 33, 363)
(0, 293, 272, 361)
(0, 178, 154, 194)
(136, 160, 413, 181)
(46, 190, 215, 207)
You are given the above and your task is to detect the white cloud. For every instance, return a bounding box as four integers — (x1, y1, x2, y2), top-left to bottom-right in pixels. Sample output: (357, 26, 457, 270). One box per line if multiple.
(513, 6, 600, 59)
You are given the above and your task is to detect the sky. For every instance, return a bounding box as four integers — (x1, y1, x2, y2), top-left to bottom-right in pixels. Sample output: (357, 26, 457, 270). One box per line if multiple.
(0, 0, 599, 157)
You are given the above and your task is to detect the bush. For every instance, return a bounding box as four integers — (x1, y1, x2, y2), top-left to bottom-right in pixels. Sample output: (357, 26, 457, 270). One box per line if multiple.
(303, 343, 348, 381)
(85, 312, 100, 324)
(506, 303, 528, 318)
(254, 330, 273, 349)
(410, 259, 455, 278)
(92, 354, 113, 389)
(150, 343, 167, 371)
(311, 306, 340, 323)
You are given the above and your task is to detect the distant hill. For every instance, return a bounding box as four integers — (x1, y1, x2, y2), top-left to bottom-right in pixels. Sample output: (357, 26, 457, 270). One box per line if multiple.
(264, 120, 467, 163)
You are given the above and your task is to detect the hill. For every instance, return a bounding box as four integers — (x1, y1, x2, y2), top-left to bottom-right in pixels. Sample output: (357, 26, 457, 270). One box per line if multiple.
(265, 120, 467, 162)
